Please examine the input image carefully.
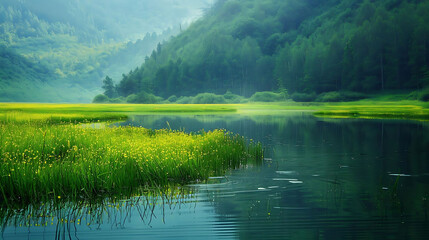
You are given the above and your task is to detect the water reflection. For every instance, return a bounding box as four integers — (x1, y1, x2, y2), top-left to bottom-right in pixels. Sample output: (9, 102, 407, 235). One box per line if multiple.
(2, 113, 429, 239)
(1, 188, 226, 240)
(119, 113, 429, 239)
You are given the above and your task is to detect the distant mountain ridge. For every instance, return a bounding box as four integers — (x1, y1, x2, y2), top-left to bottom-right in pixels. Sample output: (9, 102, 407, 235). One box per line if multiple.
(0, 0, 214, 102)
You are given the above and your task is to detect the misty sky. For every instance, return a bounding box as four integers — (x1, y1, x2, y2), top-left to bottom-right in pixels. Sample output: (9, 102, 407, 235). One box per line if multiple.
(81, 0, 216, 40)
(1, 0, 216, 41)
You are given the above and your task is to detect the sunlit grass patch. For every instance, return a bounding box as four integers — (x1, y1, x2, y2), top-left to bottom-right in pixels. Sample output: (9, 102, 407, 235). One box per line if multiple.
(0, 103, 239, 124)
(0, 105, 259, 216)
(0, 121, 262, 205)
(1, 101, 428, 122)
(313, 100, 429, 120)
(0, 103, 237, 114)
(0, 111, 128, 124)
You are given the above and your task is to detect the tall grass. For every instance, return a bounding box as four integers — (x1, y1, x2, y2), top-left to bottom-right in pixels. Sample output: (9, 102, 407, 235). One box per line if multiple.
(0, 111, 128, 124)
(0, 120, 262, 205)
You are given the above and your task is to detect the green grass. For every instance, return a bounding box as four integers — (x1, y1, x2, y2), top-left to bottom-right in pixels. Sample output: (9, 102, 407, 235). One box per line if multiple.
(312, 100, 429, 121)
(1, 100, 429, 123)
(0, 103, 238, 124)
(1, 100, 429, 122)
(229, 100, 429, 121)
(0, 99, 427, 206)
(0, 104, 262, 206)
(0, 103, 237, 114)
(0, 121, 262, 205)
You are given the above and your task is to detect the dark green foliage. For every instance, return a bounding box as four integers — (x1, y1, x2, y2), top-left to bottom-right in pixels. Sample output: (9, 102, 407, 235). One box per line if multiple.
(0, 47, 95, 102)
(191, 93, 227, 104)
(167, 95, 178, 103)
(0, 47, 51, 81)
(126, 91, 163, 104)
(291, 92, 317, 102)
(108, 97, 126, 103)
(407, 91, 419, 100)
(176, 96, 193, 104)
(115, 0, 429, 100)
(126, 94, 139, 103)
(316, 92, 343, 102)
(171, 92, 245, 104)
(92, 94, 109, 103)
(306, 91, 368, 102)
(224, 91, 245, 103)
(102, 76, 117, 98)
(249, 91, 285, 102)
(418, 88, 429, 102)
(340, 91, 368, 101)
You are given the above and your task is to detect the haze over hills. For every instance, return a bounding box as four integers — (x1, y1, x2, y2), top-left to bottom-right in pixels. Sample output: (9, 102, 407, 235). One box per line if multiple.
(112, 0, 429, 103)
(0, 0, 214, 102)
(1, 0, 429, 103)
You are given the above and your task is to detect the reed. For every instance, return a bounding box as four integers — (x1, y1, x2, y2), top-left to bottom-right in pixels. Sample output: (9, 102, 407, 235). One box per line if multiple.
(0, 111, 128, 124)
(0, 120, 262, 205)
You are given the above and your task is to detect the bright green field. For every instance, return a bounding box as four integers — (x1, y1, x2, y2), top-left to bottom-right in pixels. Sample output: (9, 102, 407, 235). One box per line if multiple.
(238, 100, 429, 120)
(1, 100, 428, 122)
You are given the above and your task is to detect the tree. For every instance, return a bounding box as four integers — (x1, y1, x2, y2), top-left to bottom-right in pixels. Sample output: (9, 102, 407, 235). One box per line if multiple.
(102, 75, 117, 98)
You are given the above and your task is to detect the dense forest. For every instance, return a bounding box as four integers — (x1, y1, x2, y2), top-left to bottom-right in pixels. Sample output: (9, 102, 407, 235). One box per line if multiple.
(113, 0, 429, 102)
(0, 0, 213, 102)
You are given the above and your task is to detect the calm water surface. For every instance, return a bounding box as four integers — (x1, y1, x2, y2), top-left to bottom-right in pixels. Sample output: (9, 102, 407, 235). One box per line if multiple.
(2, 112, 429, 239)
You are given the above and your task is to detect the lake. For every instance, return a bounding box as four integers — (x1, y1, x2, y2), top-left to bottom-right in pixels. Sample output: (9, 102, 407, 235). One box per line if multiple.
(2, 112, 429, 239)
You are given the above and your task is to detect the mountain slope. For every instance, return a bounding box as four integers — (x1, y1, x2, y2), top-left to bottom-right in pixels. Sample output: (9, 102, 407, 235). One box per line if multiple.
(116, 0, 429, 99)
(0, 0, 214, 102)
(0, 47, 95, 102)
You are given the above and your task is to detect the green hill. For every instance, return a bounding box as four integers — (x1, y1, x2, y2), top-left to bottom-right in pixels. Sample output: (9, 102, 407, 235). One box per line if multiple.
(0, 46, 100, 102)
(0, 0, 213, 102)
(115, 0, 429, 100)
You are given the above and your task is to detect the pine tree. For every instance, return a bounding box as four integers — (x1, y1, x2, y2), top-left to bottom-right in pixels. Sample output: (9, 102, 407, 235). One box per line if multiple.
(102, 76, 117, 98)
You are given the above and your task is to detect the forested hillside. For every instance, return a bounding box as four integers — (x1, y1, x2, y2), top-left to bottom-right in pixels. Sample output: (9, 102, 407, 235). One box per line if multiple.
(0, 0, 213, 102)
(115, 0, 429, 101)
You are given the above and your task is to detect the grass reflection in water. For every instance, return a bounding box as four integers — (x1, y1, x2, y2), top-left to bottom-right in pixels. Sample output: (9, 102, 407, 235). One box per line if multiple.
(0, 187, 199, 239)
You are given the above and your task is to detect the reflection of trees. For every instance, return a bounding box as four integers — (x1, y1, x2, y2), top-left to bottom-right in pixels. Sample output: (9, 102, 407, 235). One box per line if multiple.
(106, 115, 429, 239)
(1, 187, 198, 239)
(199, 117, 429, 239)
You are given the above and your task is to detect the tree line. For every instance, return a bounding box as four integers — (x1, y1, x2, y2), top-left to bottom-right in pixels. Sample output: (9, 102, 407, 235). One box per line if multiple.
(112, 0, 429, 101)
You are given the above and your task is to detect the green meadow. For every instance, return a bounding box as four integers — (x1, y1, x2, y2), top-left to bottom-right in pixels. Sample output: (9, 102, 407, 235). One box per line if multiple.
(236, 100, 429, 121)
(0, 104, 262, 206)
(2, 100, 428, 121)
(0, 100, 427, 206)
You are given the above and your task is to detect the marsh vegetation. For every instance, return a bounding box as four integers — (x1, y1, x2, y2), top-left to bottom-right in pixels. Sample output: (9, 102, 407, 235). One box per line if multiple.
(2, 110, 429, 239)
(0, 107, 262, 207)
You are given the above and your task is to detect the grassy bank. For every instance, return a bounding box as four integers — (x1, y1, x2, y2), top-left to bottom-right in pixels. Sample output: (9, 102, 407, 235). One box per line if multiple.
(0, 103, 238, 124)
(0, 121, 262, 205)
(0, 104, 262, 206)
(0, 103, 237, 114)
(312, 100, 429, 121)
(232, 100, 429, 121)
(0, 100, 427, 206)
(1, 100, 429, 122)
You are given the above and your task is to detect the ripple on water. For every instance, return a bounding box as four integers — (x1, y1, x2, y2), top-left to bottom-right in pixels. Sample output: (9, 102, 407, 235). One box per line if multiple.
(275, 171, 298, 175)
